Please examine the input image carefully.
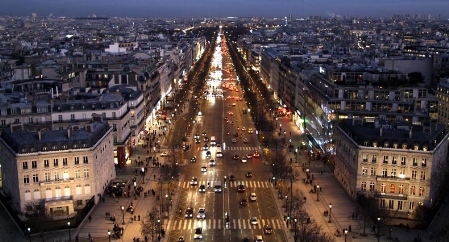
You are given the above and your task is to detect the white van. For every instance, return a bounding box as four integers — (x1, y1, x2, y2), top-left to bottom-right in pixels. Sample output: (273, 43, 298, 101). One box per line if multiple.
(216, 147, 223, 157)
(214, 181, 222, 193)
(210, 136, 216, 146)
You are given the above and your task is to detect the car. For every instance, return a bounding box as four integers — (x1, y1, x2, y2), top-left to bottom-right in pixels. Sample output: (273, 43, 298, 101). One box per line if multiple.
(233, 132, 239, 137)
(199, 185, 206, 193)
(253, 151, 260, 158)
(190, 177, 198, 186)
(243, 138, 248, 143)
(245, 172, 252, 177)
(233, 154, 240, 160)
(194, 227, 203, 239)
(248, 128, 254, 134)
(160, 152, 169, 157)
(191, 156, 197, 163)
(197, 208, 206, 219)
(229, 174, 235, 181)
(201, 166, 207, 172)
(241, 157, 247, 163)
(194, 134, 200, 139)
(209, 159, 216, 166)
(246, 154, 253, 159)
(228, 111, 233, 116)
(203, 144, 209, 150)
(242, 238, 250, 242)
(237, 127, 240, 131)
(224, 117, 228, 121)
(250, 193, 257, 201)
(185, 208, 194, 218)
(202, 132, 207, 136)
(178, 236, 185, 242)
(263, 225, 273, 234)
(232, 103, 236, 106)
(237, 184, 245, 192)
(241, 127, 246, 131)
(206, 151, 211, 158)
(232, 138, 237, 143)
(250, 217, 259, 225)
(195, 138, 201, 143)
(216, 143, 221, 147)
(204, 136, 209, 142)
(239, 198, 247, 206)
(254, 235, 263, 242)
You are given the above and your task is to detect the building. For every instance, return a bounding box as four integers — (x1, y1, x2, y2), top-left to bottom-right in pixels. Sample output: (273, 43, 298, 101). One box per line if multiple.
(435, 79, 449, 130)
(0, 120, 114, 217)
(334, 118, 448, 219)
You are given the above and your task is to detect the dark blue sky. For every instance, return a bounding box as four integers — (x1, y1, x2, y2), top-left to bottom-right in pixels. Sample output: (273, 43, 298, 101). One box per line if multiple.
(2, 0, 449, 18)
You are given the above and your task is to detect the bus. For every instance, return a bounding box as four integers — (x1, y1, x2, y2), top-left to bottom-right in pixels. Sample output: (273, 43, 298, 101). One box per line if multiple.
(216, 147, 222, 157)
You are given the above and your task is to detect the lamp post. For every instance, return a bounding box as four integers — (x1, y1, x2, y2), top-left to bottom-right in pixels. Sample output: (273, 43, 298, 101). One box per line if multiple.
(294, 218, 298, 242)
(285, 195, 288, 212)
(344, 228, 348, 242)
(67, 222, 71, 242)
(108, 229, 111, 242)
(141, 167, 145, 184)
(121, 206, 125, 225)
(377, 217, 381, 242)
(27, 227, 31, 242)
(165, 194, 169, 216)
(157, 218, 161, 237)
(328, 203, 332, 223)
(316, 184, 320, 201)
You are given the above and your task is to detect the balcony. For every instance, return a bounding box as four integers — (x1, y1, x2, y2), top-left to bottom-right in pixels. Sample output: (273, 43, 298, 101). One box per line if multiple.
(376, 175, 410, 181)
(39, 178, 75, 186)
(375, 192, 408, 200)
(45, 195, 73, 202)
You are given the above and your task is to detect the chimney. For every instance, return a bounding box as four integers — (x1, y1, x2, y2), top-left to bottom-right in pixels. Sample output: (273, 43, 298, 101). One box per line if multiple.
(379, 127, 383, 137)
(409, 129, 412, 139)
(86, 124, 92, 132)
(38, 130, 42, 141)
(67, 128, 71, 139)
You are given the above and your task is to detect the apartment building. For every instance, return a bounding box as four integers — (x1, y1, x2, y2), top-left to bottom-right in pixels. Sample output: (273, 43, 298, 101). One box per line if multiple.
(335, 119, 448, 219)
(435, 80, 449, 130)
(0, 120, 114, 217)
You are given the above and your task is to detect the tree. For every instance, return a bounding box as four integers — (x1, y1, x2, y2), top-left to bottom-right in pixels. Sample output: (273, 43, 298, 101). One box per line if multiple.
(141, 207, 159, 241)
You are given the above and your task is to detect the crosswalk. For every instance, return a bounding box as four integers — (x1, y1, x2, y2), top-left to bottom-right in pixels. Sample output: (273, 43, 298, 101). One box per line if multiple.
(180, 180, 272, 189)
(196, 146, 261, 151)
(168, 218, 283, 230)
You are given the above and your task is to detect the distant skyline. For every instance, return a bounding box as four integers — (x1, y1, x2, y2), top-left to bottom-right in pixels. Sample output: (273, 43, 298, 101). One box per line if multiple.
(2, 0, 449, 19)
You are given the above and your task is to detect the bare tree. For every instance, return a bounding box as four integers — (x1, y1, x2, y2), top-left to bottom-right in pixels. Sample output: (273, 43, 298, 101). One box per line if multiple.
(141, 207, 159, 241)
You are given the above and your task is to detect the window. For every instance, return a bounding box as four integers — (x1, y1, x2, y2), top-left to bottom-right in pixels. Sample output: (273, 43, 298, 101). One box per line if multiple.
(412, 158, 418, 166)
(113, 124, 117, 131)
(399, 169, 405, 178)
(76, 200, 83, 206)
(45, 172, 50, 182)
(420, 171, 426, 180)
(370, 182, 375, 191)
(362, 154, 368, 162)
(401, 157, 406, 165)
(398, 185, 404, 194)
(83, 169, 89, 178)
(398, 201, 403, 210)
(370, 167, 376, 176)
(22, 161, 28, 170)
(389, 200, 394, 209)
(362, 167, 367, 176)
(382, 168, 388, 177)
(54, 172, 60, 181)
(383, 155, 388, 164)
(63, 158, 68, 166)
(71, 114, 75, 121)
(409, 202, 415, 211)
(31, 160, 37, 169)
(74, 157, 80, 165)
(32, 174, 39, 183)
(83, 156, 88, 164)
(44, 159, 49, 167)
(392, 156, 397, 164)
(410, 185, 416, 195)
(372, 155, 377, 163)
(379, 199, 386, 208)
(75, 170, 80, 178)
(419, 187, 424, 196)
(23, 175, 30, 184)
(422, 158, 427, 167)
(411, 170, 417, 179)
(361, 182, 366, 191)
(58, 115, 62, 122)
(390, 184, 395, 193)
(53, 158, 58, 167)
(381, 183, 386, 193)
(391, 169, 397, 178)
(63, 171, 69, 180)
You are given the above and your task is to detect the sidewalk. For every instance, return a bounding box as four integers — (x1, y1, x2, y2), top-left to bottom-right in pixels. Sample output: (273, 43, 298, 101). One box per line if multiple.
(274, 116, 430, 242)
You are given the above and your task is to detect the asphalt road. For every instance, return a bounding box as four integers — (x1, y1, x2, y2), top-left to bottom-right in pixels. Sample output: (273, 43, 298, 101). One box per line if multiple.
(166, 37, 287, 242)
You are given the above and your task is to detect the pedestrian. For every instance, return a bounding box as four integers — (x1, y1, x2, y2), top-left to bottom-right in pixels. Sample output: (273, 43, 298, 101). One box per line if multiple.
(372, 225, 376, 232)
(351, 213, 354, 220)
(75, 235, 79, 242)
(138, 215, 141, 221)
(88, 233, 91, 241)
(134, 215, 136, 221)
(102, 197, 105, 203)
(349, 225, 352, 232)
(88, 215, 92, 222)
(406, 223, 410, 231)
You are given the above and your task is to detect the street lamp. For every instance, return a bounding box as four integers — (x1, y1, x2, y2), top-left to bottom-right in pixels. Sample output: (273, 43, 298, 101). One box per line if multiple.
(121, 206, 125, 225)
(108, 229, 111, 242)
(285, 195, 288, 212)
(316, 184, 320, 201)
(67, 222, 71, 242)
(294, 218, 298, 242)
(165, 194, 169, 216)
(157, 218, 161, 237)
(141, 167, 145, 184)
(328, 203, 332, 223)
(27, 227, 31, 242)
(377, 217, 381, 242)
(344, 228, 348, 242)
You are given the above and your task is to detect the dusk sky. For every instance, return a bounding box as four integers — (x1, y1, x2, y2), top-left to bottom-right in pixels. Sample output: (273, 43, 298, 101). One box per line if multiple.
(2, 0, 449, 19)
